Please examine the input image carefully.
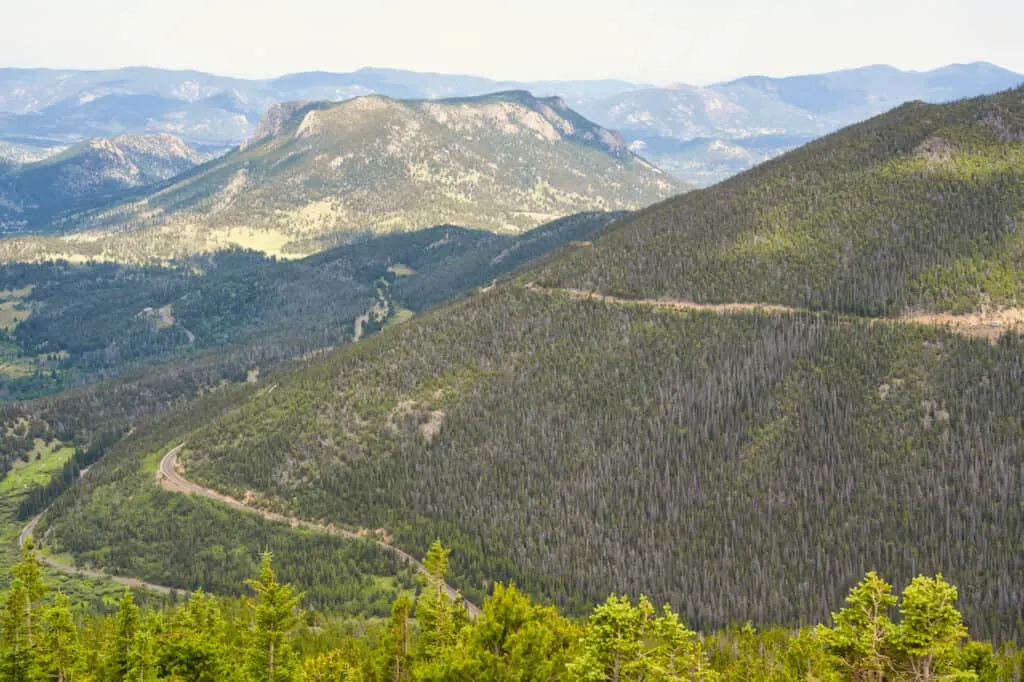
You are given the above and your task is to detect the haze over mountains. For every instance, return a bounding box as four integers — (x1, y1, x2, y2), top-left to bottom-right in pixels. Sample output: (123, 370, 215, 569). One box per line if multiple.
(0, 134, 201, 228)
(1, 62, 1020, 185)
(32, 86, 1024, 644)
(0, 91, 678, 262)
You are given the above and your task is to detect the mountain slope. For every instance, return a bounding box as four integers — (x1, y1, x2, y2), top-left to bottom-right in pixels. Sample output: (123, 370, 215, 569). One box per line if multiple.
(37, 87, 1024, 641)
(0, 134, 201, 229)
(0, 211, 620, 403)
(541, 87, 1024, 315)
(0, 92, 679, 260)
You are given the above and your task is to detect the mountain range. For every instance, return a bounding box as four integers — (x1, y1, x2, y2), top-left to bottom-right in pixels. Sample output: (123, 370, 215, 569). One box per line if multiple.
(1, 62, 1020, 185)
(28, 86, 1024, 643)
(0, 91, 679, 261)
(0, 133, 201, 228)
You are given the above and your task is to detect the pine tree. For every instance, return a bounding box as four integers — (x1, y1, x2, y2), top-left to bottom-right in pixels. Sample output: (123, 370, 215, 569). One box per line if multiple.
(39, 592, 81, 682)
(126, 616, 160, 682)
(471, 582, 577, 680)
(892, 574, 970, 681)
(162, 590, 230, 681)
(375, 594, 412, 682)
(568, 594, 713, 681)
(110, 588, 141, 680)
(0, 537, 49, 681)
(244, 552, 303, 682)
(821, 571, 897, 681)
(414, 541, 460, 662)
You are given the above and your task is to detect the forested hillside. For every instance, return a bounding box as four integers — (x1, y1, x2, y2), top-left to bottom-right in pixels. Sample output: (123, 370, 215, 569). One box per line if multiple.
(540, 87, 1024, 315)
(37, 88, 1024, 643)
(42, 287, 1019, 640)
(0, 211, 618, 403)
(0, 134, 201, 231)
(0, 213, 623, 604)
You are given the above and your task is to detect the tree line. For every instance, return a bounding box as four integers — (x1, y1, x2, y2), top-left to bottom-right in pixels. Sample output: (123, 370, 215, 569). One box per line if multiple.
(4, 537, 1022, 681)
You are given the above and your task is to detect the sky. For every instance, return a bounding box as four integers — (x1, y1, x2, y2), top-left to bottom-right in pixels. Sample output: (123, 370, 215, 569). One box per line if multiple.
(2, 0, 1021, 85)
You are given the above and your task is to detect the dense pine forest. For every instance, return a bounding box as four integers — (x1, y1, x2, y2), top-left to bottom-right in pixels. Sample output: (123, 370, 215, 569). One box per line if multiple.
(539, 87, 1024, 315)
(44, 286, 1023, 639)
(0, 211, 617, 402)
(34, 88, 1024, 646)
(4, 535, 1024, 680)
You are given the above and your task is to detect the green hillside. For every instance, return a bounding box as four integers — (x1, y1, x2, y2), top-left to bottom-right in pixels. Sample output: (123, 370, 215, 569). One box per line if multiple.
(34, 88, 1024, 644)
(0, 92, 680, 262)
(540, 87, 1024, 315)
(0, 211, 618, 403)
(43, 285, 1024, 639)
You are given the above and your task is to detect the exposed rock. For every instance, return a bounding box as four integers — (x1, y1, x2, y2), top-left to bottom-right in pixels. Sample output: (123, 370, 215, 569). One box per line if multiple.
(242, 101, 309, 149)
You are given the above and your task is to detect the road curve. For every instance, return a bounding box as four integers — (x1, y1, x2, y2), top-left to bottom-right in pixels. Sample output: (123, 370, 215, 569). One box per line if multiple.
(19, 513, 175, 595)
(158, 445, 481, 618)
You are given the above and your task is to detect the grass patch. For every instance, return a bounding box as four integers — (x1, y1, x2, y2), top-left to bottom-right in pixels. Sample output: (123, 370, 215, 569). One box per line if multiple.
(387, 263, 416, 277)
(0, 442, 137, 607)
(0, 286, 33, 331)
(0, 442, 75, 496)
(384, 305, 416, 330)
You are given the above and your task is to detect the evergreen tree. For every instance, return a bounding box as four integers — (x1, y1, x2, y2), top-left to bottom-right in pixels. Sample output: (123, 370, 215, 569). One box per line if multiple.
(821, 572, 898, 681)
(892, 575, 971, 681)
(413, 541, 461, 662)
(0, 538, 49, 681)
(161, 590, 230, 681)
(244, 552, 303, 682)
(39, 592, 81, 682)
(375, 594, 412, 682)
(470, 582, 577, 680)
(569, 594, 713, 681)
(126, 615, 161, 682)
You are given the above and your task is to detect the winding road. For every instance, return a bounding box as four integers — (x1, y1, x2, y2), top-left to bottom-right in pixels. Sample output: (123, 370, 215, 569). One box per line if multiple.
(526, 284, 1024, 341)
(157, 445, 481, 617)
(18, 445, 480, 616)
(19, 512, 175, 594)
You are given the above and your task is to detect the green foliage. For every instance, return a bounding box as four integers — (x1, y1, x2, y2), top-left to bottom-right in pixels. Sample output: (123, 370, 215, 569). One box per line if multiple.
(539, 88, 1024, 316)
(246, 553, 304, 681)
(568, 594, 715, 681)
(891, 575, 971, 680)
(116, 284, 1024, 640)
(821, 571, 898, 679)
(0, 541, 1018, 681)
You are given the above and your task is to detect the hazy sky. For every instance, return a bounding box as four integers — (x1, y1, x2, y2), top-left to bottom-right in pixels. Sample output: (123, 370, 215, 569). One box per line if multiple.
(3, 0, 1020, 84)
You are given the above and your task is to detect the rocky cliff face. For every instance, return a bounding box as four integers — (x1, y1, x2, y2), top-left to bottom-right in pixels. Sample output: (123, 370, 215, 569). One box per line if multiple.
(241, 101, 310, 150)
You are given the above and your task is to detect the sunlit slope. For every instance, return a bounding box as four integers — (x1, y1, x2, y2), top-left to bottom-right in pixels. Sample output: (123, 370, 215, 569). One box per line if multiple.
(0, 92, 680, 262)
(540, 87, 1024, 315)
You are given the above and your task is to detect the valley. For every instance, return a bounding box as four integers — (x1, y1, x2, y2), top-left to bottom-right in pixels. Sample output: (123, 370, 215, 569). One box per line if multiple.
(0, 28, 1022, 678)
(24, 87, 1024, 644)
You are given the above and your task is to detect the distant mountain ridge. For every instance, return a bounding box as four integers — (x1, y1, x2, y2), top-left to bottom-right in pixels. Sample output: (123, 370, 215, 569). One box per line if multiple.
(574, 62, 1024, 184)
(0, 91, 680, 261)
(1, 63, 1019, 185)
(0, 133, 201, 229)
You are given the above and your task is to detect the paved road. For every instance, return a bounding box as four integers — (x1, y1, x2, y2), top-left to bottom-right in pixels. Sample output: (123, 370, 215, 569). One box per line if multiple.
(158, 445, 481, 617)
